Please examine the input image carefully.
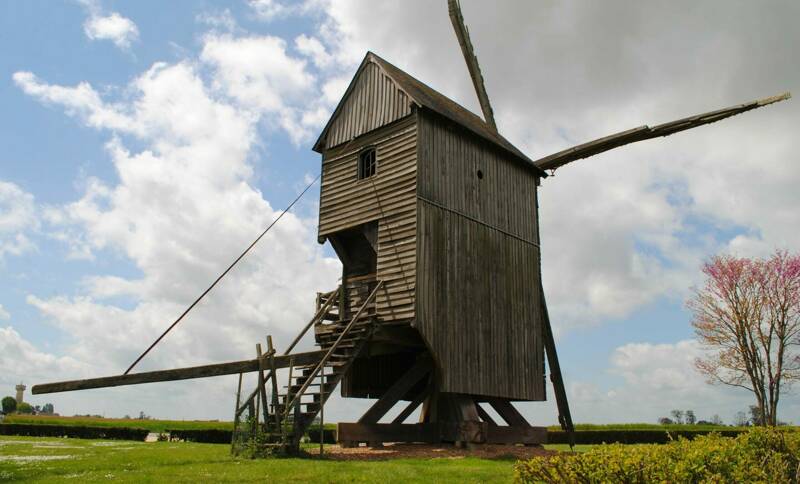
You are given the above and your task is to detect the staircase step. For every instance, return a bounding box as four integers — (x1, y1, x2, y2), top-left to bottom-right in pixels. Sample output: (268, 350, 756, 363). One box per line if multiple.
(317, 320, 372, 330)
(276, 391, 320, 401)
(316, 328, 369, 338)
(283, 373, 337, 393)
(294, 373, 337, 382)
(321, 336, 362, 344)
(317, 331, 368, 340)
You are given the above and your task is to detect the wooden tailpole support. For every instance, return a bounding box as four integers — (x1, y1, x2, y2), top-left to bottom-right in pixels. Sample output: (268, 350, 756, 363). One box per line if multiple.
(32, 350, 325, 395)
(540, 287, 575, 446)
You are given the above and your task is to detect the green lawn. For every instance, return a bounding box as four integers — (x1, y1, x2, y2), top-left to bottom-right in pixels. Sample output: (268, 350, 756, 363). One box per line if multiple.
(0, 436, 528, 483)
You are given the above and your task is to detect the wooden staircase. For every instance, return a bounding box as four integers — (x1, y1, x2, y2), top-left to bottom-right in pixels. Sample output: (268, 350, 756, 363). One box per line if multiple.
(232, 280, 383, 455)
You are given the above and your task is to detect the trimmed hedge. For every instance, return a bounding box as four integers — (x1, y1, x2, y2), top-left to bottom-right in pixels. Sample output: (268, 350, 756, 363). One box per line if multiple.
(547, 428, 744, 445)
(517, 428, 800, 483)
(307, 428, 336, 444)
(168, 428, 337, 444)
(0, 423, 148, 441)
(168, 429, 232, 444)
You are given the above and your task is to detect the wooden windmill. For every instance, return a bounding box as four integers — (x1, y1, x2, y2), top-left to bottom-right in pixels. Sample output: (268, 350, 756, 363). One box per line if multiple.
(33, 1, 790, 453)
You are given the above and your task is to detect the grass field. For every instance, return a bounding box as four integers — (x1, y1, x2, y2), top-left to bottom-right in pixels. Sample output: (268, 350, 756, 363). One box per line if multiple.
(0, 436, 535, 483)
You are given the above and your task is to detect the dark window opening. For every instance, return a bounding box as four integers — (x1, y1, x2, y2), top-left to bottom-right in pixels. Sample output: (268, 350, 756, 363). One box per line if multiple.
(358, 148, 377, 179)
(477, 169, 484, 179)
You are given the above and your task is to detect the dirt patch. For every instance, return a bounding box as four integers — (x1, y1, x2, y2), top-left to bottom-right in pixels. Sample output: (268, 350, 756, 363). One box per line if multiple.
(305, 443, 557, 461)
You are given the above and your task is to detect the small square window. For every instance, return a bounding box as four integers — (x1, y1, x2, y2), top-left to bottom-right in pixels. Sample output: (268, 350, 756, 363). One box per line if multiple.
(358, 148, 376, 179)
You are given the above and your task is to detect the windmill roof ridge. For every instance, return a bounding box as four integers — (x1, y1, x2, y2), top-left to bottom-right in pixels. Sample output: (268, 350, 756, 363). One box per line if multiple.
(315, 51, 546, 176)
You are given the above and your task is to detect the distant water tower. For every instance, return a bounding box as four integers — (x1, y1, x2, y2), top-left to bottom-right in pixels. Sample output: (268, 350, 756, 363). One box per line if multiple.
(15, 383, 26, 404)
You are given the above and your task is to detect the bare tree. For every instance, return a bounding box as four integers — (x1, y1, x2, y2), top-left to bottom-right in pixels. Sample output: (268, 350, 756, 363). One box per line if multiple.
(670, 409, 684, 424)
(689, 251, 800, 426)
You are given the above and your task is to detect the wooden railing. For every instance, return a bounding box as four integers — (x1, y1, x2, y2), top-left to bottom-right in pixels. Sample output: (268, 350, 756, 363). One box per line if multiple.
(234, 286, 341, 419)
(285, 287, 340, 354)
(343, 274, 378, 320)
(282, 280, 384, 423)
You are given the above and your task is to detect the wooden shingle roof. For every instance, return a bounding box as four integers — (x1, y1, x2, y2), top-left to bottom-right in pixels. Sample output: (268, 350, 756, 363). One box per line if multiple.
(314, 52, 546, 176)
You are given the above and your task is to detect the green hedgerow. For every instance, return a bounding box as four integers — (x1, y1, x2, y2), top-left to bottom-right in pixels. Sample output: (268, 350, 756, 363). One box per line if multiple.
(515, 428, 800, 483)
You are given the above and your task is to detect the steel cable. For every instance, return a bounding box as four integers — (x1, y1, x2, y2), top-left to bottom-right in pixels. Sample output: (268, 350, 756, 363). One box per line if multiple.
(123, 173, 321, 375)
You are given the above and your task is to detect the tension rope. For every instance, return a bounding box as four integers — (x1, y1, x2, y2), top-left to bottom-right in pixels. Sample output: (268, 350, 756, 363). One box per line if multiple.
(124, 173, 322, 375)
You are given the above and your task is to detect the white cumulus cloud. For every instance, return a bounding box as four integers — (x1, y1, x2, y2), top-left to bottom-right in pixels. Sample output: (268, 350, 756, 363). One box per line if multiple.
(309, 0, 800, 335)
(0, 181, 39, 259)
(247, 0, 289, 21)
(12, 34, 341, 416)
(84, 12, 139, 49)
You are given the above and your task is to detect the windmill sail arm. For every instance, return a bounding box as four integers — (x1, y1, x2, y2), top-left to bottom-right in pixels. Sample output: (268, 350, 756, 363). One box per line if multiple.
(448, 0, 497, 131)
(534, 91, 791, 172)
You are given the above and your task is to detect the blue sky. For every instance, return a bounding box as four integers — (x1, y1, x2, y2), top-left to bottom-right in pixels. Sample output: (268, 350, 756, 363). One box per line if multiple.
(1, 0, 798, 425)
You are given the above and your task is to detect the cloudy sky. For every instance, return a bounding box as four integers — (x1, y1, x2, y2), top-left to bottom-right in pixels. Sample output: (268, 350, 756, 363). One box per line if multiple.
(1, 0, 798, 426)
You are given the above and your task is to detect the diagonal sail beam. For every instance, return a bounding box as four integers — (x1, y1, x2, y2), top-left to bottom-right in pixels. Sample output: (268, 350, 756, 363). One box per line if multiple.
(448, 0, 497, 131)
(535, 92, 791, 172)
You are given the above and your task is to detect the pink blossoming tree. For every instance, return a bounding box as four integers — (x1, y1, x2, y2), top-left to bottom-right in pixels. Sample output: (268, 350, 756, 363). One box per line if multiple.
(688, 250, 800, 426)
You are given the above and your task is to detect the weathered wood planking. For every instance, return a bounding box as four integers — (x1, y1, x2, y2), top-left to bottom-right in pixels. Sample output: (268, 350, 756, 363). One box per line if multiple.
(316, 53, 548, 402)
(323, 61, 412, 151)
(415, 110, 545, 401)
(319, 115, 418, 322)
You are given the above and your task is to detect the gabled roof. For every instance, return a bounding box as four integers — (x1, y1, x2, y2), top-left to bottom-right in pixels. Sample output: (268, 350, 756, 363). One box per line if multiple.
(314, 52, 546, 177)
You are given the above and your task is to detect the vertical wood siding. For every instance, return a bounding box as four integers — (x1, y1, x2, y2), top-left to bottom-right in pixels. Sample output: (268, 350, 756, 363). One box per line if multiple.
(324, 61, 413, 150)
(319, 116, 417, 322)
(416, 111, 545, 401)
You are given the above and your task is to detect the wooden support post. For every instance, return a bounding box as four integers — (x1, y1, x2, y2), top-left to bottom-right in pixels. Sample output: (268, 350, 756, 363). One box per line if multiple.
(231, 372, 243, 453)
(392, 375, 433, 424)
(266, 336, 282, 439)
(358, 356, 433, 424)
(255, 344, 269, 426)
(484, 397, 530, 427)
(248, 399, 256, 441)
(540, 287, 575, 446)
(286, 358, 294, 403)
(339, 273, 347, 321)
(474, 401, 497, 426)
(319, 364, 324, 457)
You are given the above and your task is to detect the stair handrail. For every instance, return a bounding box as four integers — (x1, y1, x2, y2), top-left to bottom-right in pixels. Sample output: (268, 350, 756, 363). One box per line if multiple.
(234, 286, 341, 419)
(284, 286, 341, 355)
(282, 279, 383, 423)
